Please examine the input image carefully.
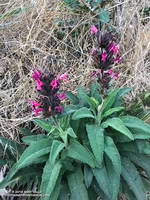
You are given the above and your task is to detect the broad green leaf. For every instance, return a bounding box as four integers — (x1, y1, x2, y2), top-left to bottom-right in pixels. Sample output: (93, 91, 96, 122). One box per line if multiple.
(102, 117, 134, 140)
(34, 118, 52, 132)
(77, 87, 89, 106)
(136, 140, 150, 154)
(122, 152, 150, 178)
(58, 183, 70, 200)
(88, 187, 98, 200)
(40, 161, 62, 200)
(72, 107, 95, 120)
(122, 180, 136, 200)
(67, 167, 89, 200)
(66, 91, 79, 104)
(121, 157, 146, 200)
(104, 136, 121, 175)
(90, 82, 102, 103)
(64, 105, 81, 114)
(102, 107, 124, 119)
(20, 128, 33, 135)
(105, 156, 120, 200)
(101, 89, 120, 114)
(50, 140, 65, 165)
(66, 140, 95, 168)
(49, 175, 61, 200)
(99, 9, 110, 23)
(86, 124, 104, 166)
(66, 127, 77, 138)
(120, 115, 150, 139)
(93, 166, 111, 199)
(84, 165, 93, 188)
(112, 88, 131, 107)
(17, 138, 51, 169)
(22, 134, 48, 145)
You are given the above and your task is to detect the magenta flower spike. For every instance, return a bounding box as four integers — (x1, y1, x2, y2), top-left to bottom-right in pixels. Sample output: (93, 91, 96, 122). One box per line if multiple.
(108, 42, 119, 54)
(90, 25, 98, 34)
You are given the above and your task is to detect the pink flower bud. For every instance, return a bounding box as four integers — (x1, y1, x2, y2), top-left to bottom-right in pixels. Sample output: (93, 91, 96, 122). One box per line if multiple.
(33, 107, 44, 116)
(30, 100, 41, 107)
(50, 80, 59, 89)
(108, 42, 119, 54)
(57, 92, 66, 100)
(57, 73, 68, 81)
(36, 79, 44, 90)
(32, 70, 42, 80)
(101, 52, 107, 62)
(55, 105, 63, 112)
(90, 25, 98, 34)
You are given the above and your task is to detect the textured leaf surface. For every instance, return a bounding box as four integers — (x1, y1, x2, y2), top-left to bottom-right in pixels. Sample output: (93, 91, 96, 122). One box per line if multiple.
(40, 161, 62, 200)
(102, 107, 124, 119)
(86, 124, 104, 166)
(68, 167, 89, 200)
(50, 140, 65, 165)
(105, 157, 120, 200)
(72, 107, 95, 120)
(34, 118, 52, 132)
(17, 138, 51, 169)
(121, 157, 146, 200)
(93, 166, 111, 199)
(84, 165, 93, 188)
(66, 140, 95, 168)
(102, 117, 134, 140)
(120, 115, 150, 139)
(22, 134, 48, 145)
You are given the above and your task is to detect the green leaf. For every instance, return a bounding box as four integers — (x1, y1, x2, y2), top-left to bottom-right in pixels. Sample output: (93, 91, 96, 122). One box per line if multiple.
(66, 127, 77, 138)
(64, 105, 81, 114)
(122, 180, 137, 200)
(20, 128, 33, 135)
(90, 82, 102, 103)
(72, 107, 95, 120)
(40, 161, 62, 200)
(58, 183, 70, 200)
(99, 9, 110, 24)
(121, 157, 146, 200)
(102, 117, 134, 141)
(84, 165, 93, 188)
(136, 140, 150, 154)
(105, 156, 120, 200)
(66, 91, 79, 104)
(102, 107, 124, 119)
(66, 140, 95, 168)
(101, 89, 120, 114)
(34, 118, 52, 132)
(50, 140, 65, 165)
(22, 134, 48, 145)
(104, 136, 121, 175)
(120, 115, 150, 139)
(122, 152, 150, 178)
(113, 88, 131, 107)
(67, 167, 89, 200)
(93, 166, 111, 199)
(86, 124, 104, 166)
(17, 138, 51, 169)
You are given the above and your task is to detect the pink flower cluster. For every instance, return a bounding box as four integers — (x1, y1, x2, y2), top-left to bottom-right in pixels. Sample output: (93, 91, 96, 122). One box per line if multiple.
(30, 70, 68, 116)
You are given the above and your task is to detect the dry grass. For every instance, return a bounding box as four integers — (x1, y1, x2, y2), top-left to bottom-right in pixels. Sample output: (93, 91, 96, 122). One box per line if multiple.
(0, 0, 150, 139)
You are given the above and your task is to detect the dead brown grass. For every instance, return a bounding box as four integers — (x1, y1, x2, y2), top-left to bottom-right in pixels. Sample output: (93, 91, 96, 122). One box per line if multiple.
(0, 0, 150, 139)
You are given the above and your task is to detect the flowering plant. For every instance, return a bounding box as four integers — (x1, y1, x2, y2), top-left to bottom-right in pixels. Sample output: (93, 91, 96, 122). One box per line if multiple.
(90, 25, 121, 89)
(1, 77, 150, 200)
